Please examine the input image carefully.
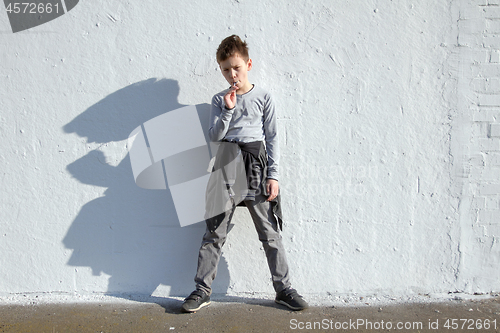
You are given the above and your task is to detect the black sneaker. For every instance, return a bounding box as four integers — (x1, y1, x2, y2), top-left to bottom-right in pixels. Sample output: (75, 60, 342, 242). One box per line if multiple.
(275, 288, 308, 311)
(181, 289, 211, 313)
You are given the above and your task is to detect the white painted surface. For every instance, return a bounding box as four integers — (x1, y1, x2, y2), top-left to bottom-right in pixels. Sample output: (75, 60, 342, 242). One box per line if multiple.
(0, 0, 498, 300)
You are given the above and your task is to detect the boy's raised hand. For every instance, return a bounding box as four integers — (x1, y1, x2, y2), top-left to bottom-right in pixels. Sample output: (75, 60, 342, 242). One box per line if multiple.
(224, 85, 237, 109)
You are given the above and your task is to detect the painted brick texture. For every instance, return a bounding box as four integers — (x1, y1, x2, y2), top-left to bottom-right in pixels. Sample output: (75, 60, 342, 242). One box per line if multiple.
(457, 0, 500, 292)
(0, 0, 498, 300)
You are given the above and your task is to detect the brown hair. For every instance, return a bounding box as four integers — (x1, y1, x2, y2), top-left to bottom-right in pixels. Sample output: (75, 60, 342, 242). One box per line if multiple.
(216, 35, 249, 63)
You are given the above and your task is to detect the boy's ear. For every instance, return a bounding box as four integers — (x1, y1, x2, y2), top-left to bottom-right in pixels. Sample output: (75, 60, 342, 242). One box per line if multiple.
(247, 58, 253, 71)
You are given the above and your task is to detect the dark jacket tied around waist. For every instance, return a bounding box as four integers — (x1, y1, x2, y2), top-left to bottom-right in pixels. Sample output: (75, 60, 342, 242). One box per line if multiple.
(204, 140, 283, 233)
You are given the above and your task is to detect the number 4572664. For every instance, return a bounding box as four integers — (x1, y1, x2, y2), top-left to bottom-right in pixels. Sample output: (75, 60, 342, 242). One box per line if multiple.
(6, 3, 60, 14)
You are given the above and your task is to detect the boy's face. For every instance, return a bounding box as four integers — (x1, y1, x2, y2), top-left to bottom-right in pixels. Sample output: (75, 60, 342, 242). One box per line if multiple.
(219, 53, 253, 93)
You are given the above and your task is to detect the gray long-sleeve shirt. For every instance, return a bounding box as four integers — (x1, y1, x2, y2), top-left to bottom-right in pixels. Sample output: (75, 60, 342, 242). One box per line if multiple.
(208, 85, 279, 180)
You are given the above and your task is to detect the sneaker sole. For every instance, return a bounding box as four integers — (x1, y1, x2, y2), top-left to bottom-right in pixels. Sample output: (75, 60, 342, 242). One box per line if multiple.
(275, 299, 307, 311)
(181, 301, 211, 313)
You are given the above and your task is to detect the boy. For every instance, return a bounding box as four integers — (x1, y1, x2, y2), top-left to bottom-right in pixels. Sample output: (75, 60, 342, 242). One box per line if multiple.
(181, 35, 308, 312)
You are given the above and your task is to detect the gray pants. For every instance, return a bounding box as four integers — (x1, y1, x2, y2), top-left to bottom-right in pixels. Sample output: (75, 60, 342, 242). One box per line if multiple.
(195, 194, 291, 295)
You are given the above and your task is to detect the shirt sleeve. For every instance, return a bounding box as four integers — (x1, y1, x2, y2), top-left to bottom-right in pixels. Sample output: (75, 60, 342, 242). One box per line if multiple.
(208, 93, 234, 142)
(263, 92, 279, 181)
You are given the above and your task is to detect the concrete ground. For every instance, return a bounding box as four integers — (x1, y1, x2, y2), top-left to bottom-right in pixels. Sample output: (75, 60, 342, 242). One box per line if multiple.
(0, 294, 499, 332)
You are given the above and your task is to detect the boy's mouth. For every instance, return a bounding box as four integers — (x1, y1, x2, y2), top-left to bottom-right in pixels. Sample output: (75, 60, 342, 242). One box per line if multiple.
(233, 81, 239, 87)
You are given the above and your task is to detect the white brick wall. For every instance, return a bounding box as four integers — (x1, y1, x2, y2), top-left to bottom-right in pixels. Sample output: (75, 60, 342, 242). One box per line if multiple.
(1, 0, 498, 299)
(456, 0, 500, 292)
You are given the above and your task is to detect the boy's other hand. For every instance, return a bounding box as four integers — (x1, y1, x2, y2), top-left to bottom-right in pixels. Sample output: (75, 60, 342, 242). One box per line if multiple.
(266, 179, 279, 201)
(224, 85, 237, 109)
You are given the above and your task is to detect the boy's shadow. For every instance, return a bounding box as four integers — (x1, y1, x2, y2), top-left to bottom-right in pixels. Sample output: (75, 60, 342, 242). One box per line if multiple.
(62, 78, 233, 312)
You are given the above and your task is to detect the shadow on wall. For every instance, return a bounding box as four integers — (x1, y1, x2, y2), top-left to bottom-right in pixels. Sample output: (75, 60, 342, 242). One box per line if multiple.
(62, 78, 230, 299)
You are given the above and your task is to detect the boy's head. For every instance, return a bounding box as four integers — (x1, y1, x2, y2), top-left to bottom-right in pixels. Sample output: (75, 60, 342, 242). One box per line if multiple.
(216, 35, 249, 64)
(216, 35, 253, 93)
